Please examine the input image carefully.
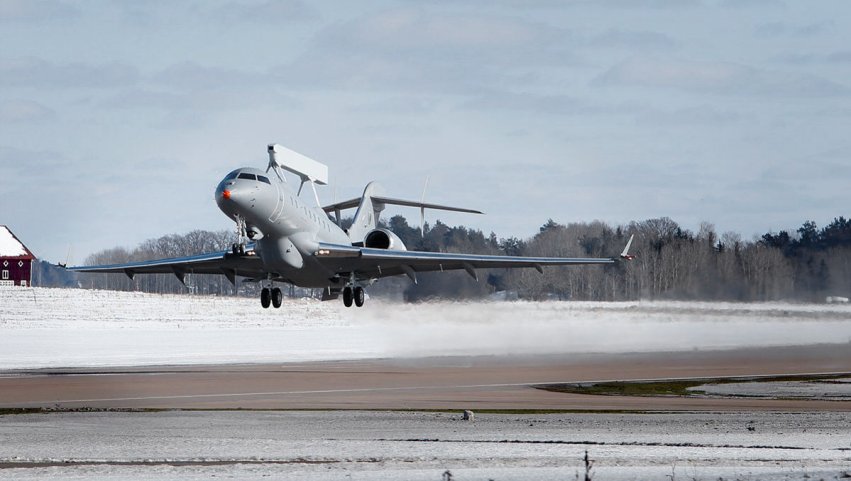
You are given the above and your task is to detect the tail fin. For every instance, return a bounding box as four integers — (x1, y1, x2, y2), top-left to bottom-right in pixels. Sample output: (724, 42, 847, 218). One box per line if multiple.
(347, 182, 385, 243)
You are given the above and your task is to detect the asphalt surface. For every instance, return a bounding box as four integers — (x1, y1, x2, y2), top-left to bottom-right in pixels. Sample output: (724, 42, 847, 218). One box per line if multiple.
(1, 344, 849, 411)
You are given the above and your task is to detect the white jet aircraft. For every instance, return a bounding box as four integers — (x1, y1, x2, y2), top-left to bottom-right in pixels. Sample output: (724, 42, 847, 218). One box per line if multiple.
(70, 144, 634, 308)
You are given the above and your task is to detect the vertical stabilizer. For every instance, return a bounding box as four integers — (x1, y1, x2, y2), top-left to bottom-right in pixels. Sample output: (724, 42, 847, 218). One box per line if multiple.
(348, 182, 385, 244)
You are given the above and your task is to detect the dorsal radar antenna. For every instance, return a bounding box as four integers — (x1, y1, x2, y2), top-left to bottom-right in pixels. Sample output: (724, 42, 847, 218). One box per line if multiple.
(266, 143, 329, 207)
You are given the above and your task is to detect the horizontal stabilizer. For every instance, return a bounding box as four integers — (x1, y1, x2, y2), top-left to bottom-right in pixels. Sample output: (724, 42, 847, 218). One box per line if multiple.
(371, 196, 482, 214)
(322, 197, 361, 213)
(322, 196, 482, 215)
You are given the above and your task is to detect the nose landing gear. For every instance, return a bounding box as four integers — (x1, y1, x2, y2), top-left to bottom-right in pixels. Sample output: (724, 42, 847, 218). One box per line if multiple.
(231, 215, 248, 255)
(342, 286, 365, 308)
(260, 286, 283, 309)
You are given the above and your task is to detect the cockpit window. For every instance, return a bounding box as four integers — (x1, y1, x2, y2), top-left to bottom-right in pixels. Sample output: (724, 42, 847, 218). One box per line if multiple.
(257, 175, 271, 184)
(224, 171, 239, 181)
(237, 173, 257, 180)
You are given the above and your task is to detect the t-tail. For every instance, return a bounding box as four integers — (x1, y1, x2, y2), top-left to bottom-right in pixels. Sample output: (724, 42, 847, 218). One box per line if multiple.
(323, 182, 484, 245)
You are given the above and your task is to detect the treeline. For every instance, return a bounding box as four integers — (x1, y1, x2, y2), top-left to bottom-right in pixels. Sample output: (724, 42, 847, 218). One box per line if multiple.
(57, 215, 851, 302)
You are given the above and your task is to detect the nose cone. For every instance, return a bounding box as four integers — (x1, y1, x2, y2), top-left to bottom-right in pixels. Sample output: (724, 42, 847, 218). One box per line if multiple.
(215, 183, 249, 216)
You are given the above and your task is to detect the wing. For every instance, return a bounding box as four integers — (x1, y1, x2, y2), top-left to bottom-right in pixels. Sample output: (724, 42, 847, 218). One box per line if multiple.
(314, 238, 631, 282)
(66, 247, 265, 285)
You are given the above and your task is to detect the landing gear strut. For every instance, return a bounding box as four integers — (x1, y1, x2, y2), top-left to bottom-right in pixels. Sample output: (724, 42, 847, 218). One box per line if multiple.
(260, 286, 283, 309)
(232, 215, 248, 255)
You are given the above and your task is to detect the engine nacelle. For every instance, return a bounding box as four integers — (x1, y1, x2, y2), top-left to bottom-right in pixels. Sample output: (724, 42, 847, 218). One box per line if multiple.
(363, 228, 407, 251)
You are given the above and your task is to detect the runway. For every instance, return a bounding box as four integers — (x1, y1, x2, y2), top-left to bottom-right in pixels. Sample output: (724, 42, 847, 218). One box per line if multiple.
(2, 344, 849, 411)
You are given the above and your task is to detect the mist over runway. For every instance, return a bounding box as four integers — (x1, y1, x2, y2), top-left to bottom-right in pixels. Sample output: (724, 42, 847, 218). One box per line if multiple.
(0, 289, 849, 411)
(1, 288, 850, 370)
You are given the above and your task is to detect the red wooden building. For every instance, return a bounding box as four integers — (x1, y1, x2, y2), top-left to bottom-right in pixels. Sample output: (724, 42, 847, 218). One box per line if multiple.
(0, 226, 35, 287)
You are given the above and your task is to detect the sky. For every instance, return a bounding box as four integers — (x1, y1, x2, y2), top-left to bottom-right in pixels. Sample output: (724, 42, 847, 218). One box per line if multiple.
(2, 0, 850, 262)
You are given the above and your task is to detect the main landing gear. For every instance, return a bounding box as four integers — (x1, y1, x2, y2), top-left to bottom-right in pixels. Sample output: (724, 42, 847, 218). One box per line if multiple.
(342, 286, 365, 308)
(260, 286, 283, 309)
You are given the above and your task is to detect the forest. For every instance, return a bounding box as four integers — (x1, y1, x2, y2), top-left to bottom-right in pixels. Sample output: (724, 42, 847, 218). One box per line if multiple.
(37, 215, 851, 303)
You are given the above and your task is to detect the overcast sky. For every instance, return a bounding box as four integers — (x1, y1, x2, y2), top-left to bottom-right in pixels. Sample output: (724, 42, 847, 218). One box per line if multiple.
(2, 0, 850, 262)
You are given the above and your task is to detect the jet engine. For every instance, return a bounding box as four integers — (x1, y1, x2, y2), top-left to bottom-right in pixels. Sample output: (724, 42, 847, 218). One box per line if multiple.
(363, 228, 407, 251)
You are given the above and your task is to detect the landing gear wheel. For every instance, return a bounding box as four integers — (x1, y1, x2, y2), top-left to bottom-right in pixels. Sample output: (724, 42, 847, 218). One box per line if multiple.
(354, 286, 365, 307)
(342, 286, 353, 308)
(260, 288, 271, 309)
(271, 287, 283, 308)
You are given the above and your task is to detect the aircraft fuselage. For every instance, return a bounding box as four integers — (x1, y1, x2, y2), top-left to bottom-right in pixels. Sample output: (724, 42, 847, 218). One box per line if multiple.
(215, 167, 350, 287)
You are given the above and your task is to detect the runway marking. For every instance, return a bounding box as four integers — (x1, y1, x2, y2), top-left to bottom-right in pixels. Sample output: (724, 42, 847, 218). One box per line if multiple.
(2, 371, 847, 407)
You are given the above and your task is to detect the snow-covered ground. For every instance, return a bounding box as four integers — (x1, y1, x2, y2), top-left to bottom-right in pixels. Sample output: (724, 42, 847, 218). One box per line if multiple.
(1, 410, 850, 480)
(1, 287, 851, 369)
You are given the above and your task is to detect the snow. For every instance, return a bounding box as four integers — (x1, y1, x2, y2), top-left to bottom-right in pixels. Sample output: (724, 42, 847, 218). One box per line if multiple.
(1, 288, 851, 369)
(0, 227, 27, 257)
(1, 410, 850, 480)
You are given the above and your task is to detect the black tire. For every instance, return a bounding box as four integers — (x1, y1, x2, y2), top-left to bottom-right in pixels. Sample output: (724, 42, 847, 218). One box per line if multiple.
(354, 286, 365, 307)
(271, 287, 283, 308)
(343, 286, 353, 308)
(260, 287, 271, 309)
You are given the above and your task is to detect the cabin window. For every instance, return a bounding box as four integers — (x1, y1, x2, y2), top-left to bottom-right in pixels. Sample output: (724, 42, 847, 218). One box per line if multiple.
(257, 175, 271, 184)
(237, 173, 257, 180)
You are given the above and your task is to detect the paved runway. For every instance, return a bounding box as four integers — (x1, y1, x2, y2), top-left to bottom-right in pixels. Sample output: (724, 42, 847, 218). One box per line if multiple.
(1, 344, 849, 411)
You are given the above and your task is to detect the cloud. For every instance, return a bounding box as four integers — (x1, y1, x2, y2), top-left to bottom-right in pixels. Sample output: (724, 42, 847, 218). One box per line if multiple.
(316, 8, 563, 52)
(0, 145, 65, 176)
(756, 21, 831, 37)
(0, 99, 55, 123)
(460, 92, 623, 116)
(591, 0, 702, 8)
(276, 8, 575, 95)
(635, 105, 744, 126)
(715, 0, 785, 8)
(152, 62, 272, 91)
(401, 0, 702, 8)
(826, 51, 851, 63)
(595, 57, 849, 97)
(774, 50, 851, 65)
(589, 30, 677, 50)
(0, 0, 79, 22)
(102, 87, 298, 115)
(0, 57, 139, 89)
(202, 0, 316, 24)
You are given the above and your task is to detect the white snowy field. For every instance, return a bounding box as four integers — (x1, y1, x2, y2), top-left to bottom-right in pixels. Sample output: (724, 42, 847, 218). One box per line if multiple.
(1, 411, 850, 481)
(1, 287, 851, 369)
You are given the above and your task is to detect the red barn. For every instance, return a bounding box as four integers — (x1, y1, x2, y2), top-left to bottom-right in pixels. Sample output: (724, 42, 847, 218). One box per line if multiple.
(0, 226, 35, 287)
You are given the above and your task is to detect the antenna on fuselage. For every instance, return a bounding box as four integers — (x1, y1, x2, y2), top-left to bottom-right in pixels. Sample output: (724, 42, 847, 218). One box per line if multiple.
(266, 143, 329, 207)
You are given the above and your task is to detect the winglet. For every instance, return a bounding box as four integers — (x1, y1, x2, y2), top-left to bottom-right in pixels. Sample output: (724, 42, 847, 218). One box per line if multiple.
(619, 234, 636, 261)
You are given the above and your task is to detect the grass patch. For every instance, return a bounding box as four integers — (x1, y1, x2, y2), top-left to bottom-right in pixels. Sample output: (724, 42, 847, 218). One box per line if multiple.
(537, 381, 704, 397)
